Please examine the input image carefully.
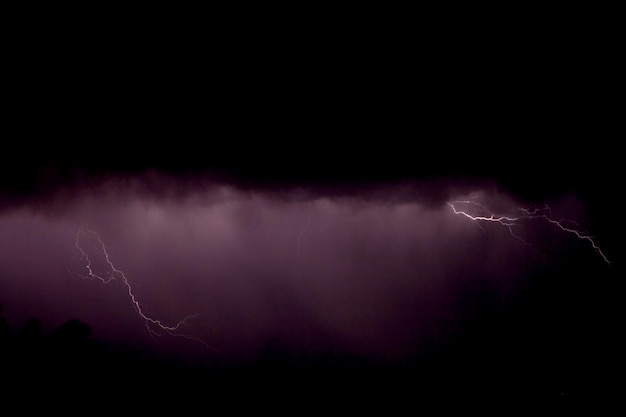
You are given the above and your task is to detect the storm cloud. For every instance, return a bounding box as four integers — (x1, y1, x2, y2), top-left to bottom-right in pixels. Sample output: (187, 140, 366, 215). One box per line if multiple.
(0, 173, 608, 365)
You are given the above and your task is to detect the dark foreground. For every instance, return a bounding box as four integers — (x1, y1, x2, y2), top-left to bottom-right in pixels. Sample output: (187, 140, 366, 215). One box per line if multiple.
(2, 263, 623, 414)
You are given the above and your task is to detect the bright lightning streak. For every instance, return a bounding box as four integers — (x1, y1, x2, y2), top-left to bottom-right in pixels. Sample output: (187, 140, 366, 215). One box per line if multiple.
(448, 199, 611, 265)
(447, 199, 533, 248)
(520, 206, 611, 265)
(73, 225, 214, 349)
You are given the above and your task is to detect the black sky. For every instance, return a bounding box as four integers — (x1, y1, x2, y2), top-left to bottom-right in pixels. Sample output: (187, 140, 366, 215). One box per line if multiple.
(3, 8, 620, 201)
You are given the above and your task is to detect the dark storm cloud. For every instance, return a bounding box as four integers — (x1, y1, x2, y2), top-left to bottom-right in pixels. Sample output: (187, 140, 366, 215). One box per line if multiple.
(0, 172, 610, 362)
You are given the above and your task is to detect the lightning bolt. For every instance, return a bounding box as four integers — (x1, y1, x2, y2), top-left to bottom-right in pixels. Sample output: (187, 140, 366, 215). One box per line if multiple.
(447, 199, 611, 265)
(73, 225, 215, 349)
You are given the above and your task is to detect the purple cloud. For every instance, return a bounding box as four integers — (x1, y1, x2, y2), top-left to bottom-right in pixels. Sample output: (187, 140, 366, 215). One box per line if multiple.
(0, 173, 610, 363)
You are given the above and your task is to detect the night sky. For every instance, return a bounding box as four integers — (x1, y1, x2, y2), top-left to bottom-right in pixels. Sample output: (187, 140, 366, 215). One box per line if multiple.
(2, 10, 622, 412)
